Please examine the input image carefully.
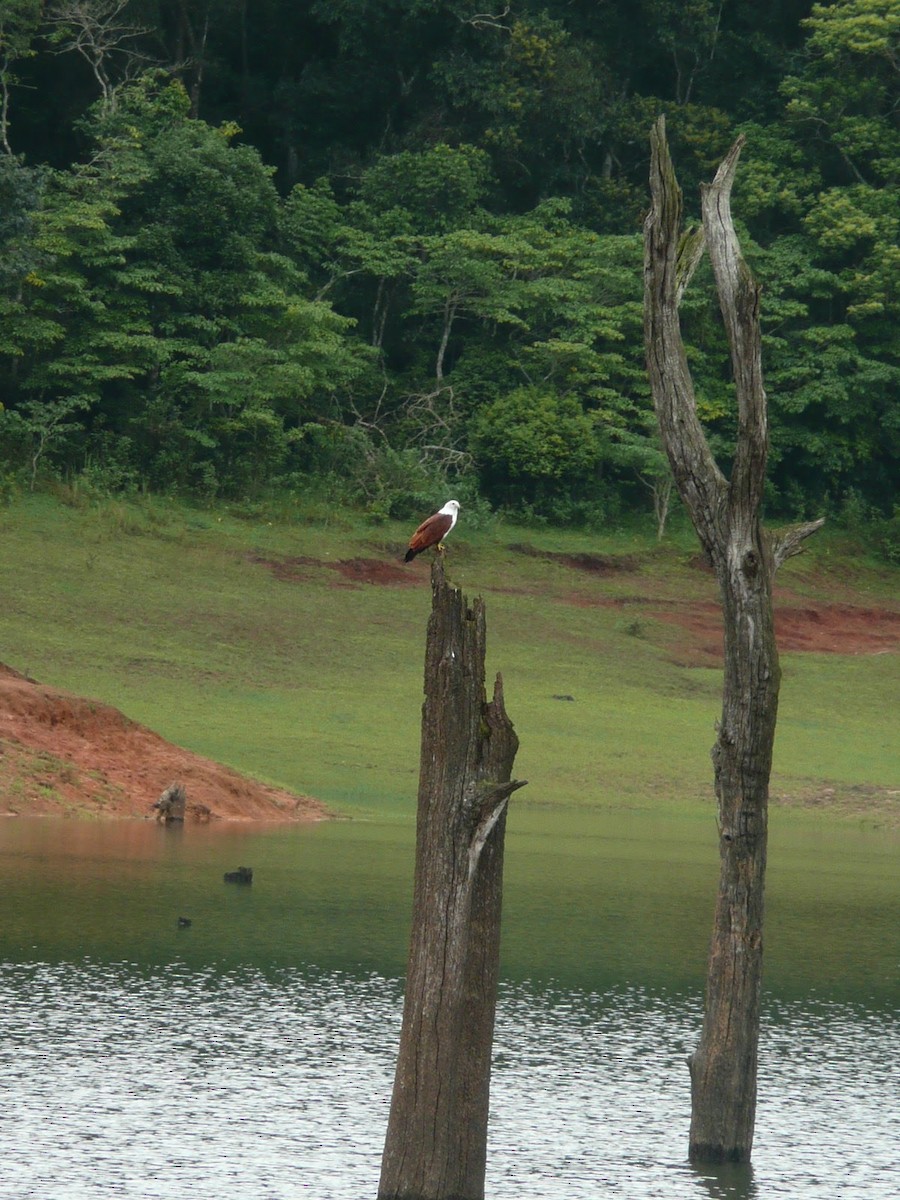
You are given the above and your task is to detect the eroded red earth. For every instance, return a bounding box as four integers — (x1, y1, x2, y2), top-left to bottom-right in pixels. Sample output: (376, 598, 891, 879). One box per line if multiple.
(246, 551, 418, 587)
(252, 544, 900, 662)
(618, 595, 900, 665)
(0, 662, 327, 822)
(504, 545, 900, 662)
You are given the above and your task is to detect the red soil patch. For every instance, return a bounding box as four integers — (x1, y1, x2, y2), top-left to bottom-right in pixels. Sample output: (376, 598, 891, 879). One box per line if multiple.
(776, 603, 900, 653)
(650, 599, 900, 664)
(331, 557, 419, 586)
(0, 663, 328, 822)
(516, 541, 899, 660)
(248, 551, 418, 587)
(509, 544, 642, 573)
(244, 551, 322, 582)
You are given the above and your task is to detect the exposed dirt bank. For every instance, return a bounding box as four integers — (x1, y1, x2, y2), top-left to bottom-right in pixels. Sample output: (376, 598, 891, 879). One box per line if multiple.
(634, 596, 900, 664)
(0, 663, 328, 822)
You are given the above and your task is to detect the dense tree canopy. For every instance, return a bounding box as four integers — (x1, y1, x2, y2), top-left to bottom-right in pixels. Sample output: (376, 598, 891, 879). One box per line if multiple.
(0, 0, 897, 539)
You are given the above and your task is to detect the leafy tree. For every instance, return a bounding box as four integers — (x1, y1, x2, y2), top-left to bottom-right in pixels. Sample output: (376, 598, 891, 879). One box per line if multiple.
(435, 12, 610, 200)
(5, 394, 93, 489)
(1, 74, 371, 493)
(471, 386, 604, 517)
(783, 0, 900, 190)
(407, 227, 531, 383)
(735, 0, 900, 514)
(1, 147, 158, 484)
(0, 154, 52, 365)
(105, 79, 371, 491)
(359, 142, 492, 234)
(287, 159, 670, 519)
(753, 233, 900, 513)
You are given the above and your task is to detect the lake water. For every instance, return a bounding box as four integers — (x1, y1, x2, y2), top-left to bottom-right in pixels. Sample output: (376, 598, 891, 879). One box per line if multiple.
(1, 811, 898, 1199)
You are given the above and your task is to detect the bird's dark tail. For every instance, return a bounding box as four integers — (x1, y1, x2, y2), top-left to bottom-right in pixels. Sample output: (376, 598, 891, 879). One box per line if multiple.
(403, 548, 419, 563)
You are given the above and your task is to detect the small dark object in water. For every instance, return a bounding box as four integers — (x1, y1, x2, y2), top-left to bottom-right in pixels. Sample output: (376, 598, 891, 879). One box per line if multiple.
(551, 694, 575, 702)
(224, 866, 253, 885)
(177, 916, 192, 928)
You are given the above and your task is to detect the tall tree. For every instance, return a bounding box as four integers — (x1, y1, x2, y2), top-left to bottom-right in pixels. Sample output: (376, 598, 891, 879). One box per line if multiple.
(643, 116, 823, 1162)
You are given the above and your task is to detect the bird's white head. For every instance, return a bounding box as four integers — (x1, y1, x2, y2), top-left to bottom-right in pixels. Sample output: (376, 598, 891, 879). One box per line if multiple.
(439, 499, 460, 532)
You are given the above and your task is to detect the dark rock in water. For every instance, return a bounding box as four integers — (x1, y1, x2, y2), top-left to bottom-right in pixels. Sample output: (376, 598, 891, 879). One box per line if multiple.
(177, 916, 192, 928)
(224, 866, 253, 885)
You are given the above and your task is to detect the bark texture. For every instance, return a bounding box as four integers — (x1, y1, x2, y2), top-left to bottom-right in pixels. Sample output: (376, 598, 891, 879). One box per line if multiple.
(378, 557, 525, 1200)
(643, 116, 822, 1164)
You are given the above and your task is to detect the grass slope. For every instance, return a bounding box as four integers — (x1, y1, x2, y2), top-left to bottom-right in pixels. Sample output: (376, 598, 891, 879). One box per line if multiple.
(1, 492, 897, 823)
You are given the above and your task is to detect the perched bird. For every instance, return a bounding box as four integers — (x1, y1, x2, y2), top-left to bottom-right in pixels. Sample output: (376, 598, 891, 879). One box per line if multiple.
(404, 500, 460, 562)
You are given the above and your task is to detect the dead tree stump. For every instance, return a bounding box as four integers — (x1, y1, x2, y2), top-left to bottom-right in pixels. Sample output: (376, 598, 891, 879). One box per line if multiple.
(378, 558, 525, 1200)
(153, 782, 186, 823)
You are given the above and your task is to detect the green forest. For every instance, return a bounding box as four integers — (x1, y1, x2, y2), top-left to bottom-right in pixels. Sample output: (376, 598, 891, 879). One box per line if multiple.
(1, 0, 897, 542)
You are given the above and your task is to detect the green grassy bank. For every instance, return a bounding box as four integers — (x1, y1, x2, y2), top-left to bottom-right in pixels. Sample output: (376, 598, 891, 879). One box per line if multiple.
(1, 492, 897, 825)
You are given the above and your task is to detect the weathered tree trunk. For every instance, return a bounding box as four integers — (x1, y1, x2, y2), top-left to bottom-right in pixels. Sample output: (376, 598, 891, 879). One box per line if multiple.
(643, 116, 823, 1163)
(378, 558, 525, 1200)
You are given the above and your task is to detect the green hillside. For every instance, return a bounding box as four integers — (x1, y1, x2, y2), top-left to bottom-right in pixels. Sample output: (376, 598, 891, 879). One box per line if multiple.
(1, 493, 896, 824)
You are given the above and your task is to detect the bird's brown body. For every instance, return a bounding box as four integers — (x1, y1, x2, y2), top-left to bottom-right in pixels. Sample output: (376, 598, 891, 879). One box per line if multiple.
(404, 500, 460, 562)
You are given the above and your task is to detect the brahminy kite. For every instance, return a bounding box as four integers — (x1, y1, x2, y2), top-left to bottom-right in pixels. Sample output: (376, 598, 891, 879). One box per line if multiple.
(404, 500, 460, 562)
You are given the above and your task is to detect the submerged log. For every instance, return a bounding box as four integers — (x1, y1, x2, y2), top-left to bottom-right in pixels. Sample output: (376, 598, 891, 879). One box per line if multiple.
(378, 558, 525, 1200)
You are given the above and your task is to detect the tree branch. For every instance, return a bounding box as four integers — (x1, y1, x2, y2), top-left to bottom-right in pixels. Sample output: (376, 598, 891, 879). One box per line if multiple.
(770, 518, 826, 570)
(675, 225, 706, 305)
(700, 134, 768, 528)
(643, 115, 727, 556)
(458, 6, 511, 32)
(466, 779, 526, 881)
(45, 0, 154, 110)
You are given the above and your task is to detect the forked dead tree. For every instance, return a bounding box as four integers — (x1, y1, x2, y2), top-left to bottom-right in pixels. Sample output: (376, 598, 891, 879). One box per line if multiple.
(643, 116, 823, 1163)
(378, 558, 525, 1200)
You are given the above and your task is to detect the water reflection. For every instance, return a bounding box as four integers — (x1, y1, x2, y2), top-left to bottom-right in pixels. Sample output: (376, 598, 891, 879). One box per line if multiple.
(3, 812, 897, 1000)
(1, 813, 898, 1198)
(690, 1163, 757, 1200)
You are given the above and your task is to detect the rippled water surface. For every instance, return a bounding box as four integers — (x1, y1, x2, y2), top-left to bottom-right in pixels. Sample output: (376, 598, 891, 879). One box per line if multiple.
(1, 814, 898, 1198)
